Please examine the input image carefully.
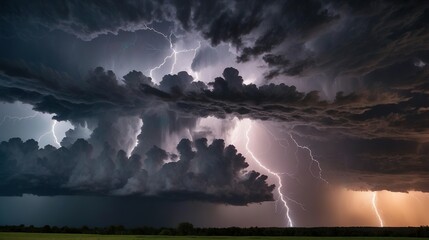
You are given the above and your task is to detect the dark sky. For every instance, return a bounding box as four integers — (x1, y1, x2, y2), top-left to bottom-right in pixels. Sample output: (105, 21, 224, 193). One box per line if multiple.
(0, 0, 429, 227)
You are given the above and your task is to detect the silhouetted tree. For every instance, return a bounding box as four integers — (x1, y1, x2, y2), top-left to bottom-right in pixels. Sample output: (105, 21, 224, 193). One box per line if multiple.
(177, 222, 194, 235)
(159, 228, 173, 235)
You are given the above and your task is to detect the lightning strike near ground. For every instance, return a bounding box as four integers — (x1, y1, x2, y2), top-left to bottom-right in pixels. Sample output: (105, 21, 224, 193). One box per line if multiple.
(257, 124, 307, 211)
(372, 192, 384, 227)
(288, 133, 329, 184)
(245, 120, 294, 227)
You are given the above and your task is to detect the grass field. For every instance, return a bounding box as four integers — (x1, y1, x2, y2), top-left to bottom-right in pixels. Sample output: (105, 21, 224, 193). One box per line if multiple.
(0, 233, 428, 240)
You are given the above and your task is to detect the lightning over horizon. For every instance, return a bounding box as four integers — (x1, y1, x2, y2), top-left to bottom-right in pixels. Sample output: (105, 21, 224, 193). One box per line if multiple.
(244, 120, 294, 227)
(372, 192, 384, 227)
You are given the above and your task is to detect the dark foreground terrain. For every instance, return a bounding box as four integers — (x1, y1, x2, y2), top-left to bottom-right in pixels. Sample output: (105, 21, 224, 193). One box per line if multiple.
(1, 233, 429, 240)
(0, 225, 428, 238)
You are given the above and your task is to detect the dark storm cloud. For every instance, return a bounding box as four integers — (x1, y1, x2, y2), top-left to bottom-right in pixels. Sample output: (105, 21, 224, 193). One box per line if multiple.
(132, 110, 198, 156)
(0, 0, 165, 41)
(3, 0, 429, 85)
(280, 127, 429, 193)
(3, 60, 428, 194)
(88, 115, 142, 154)
(159, 71, 207, 94)
(2, 0, 429, 196)
(188, 0, 429, 96)
(262, 55, 315, 80)
(224, 0, 429, 90)
(0, 137, 274, 205)
(0, 0, 265, 45)
(0, 61, 156, 121)
(0, 60, 403, 195)
(170, 68, 429, 142)
(187, 0, 266, 48)
(236, 0, 339, 62)
(1, 60, 427, 141)
(61, 125, 90, 147)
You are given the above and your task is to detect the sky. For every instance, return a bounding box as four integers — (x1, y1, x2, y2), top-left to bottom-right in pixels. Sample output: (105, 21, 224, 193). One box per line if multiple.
(0, 0, 429, 228)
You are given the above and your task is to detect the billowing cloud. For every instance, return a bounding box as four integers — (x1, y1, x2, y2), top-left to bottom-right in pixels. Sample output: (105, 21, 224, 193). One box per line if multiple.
(1, 61, 428, 193)
(1, 0, 429, 197)
(3, 0, 429, 230)
(0, 0, 165, 40)
(1, 61, 428, 141)
(0, 137, 274, 205)
(0, 0, 265, 44)
(2, 0, 429, 85)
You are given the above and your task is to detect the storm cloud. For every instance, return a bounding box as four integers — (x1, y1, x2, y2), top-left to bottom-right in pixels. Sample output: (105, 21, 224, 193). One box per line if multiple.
(4, 0, 428, 86)
(0, 137, 274, 205)
(1, 0, 429, 225)
(1, 60, 428, 193)
(2, 60, 425, 140)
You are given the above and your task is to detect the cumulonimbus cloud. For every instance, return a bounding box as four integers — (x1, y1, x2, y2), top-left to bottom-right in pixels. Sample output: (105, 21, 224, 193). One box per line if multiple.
(1, 0, 429, 195)
(1, 61, 428, 193)
(1, 61, 425, 141)
(0, 137, 274, 205)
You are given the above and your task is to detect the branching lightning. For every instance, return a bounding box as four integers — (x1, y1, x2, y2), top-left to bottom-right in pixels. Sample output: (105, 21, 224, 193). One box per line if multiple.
(372, 192, 384, 227)
(170, 41, 201, 75)
(288, 133, 329, 184)
(258, 124, 307, 211)
(261, 124, 328, 185)
(38, 120, 61, 147)
(0, 112, 61, 147)
(245, 121, 294, 227)
(143, 24, 201, 81)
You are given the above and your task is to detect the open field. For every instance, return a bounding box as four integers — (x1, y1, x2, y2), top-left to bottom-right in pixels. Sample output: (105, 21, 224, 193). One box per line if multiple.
(1, 233, 428, 240)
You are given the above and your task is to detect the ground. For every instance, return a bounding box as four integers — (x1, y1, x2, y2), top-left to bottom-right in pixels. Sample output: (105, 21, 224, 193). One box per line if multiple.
(0, 233, 427, 240)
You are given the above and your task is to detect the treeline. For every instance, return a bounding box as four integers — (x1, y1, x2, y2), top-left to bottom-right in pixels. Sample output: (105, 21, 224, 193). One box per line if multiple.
(0, 223, 428, 237)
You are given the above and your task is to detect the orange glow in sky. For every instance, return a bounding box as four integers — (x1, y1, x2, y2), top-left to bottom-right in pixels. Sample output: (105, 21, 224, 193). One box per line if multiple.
(330, 189, 429, 226)
(228, 119, 429, 227)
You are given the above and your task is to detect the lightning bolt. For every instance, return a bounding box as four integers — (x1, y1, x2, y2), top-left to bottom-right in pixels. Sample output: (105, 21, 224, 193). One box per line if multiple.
(51, 120, 60, 146)
(372, 192, 384, 227)
(170, 41, 201, 75)
(260, 123, 327, 186)
(257, 124, 310, 211)
(128, 25, 201, 156)
(0, 113, 39, 127)
(245, 120, 294, 227)
(38, 120, 61, 147)
(0, 112, 61, 147)
(143, 24, 201, 81)
(288, 133, 329, 184)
